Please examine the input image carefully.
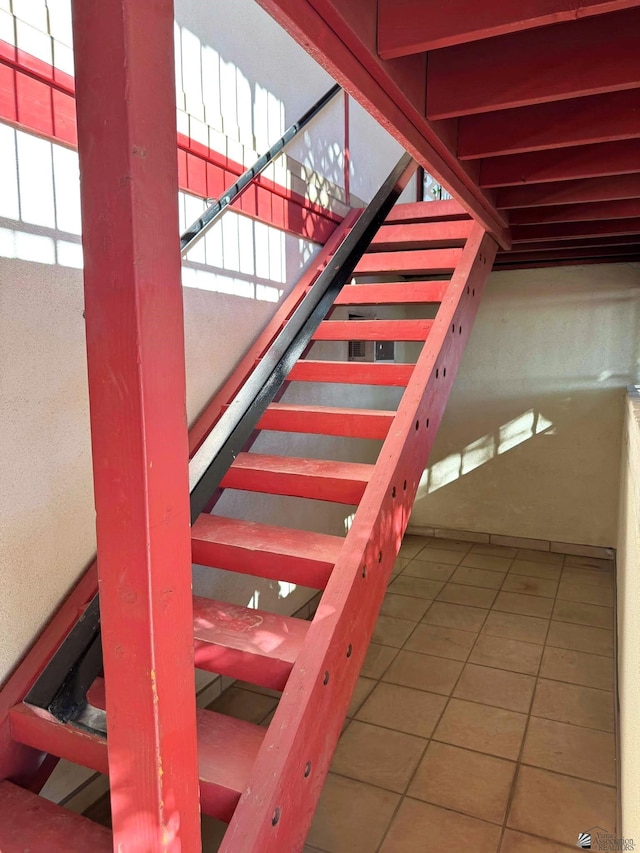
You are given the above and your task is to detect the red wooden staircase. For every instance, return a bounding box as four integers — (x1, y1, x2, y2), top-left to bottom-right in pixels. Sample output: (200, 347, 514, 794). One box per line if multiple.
(0, 194, 496, 850)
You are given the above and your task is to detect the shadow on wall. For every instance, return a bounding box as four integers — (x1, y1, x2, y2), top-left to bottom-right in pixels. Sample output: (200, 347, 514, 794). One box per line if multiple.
(410, 266, 640, 548)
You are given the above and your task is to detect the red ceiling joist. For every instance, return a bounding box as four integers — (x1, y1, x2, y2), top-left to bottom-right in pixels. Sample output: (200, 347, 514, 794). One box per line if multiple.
(378, 0, 640, 57)
(500, 235, 640, 252)
(458, 90, 640, 160)
(512, 218, 640, 242)
(254, 0, 511, 248)
(427, 8, 640, 118)
(497, 174, 640, 209)
(509, 198, 640, 224)
(499, 245, 640, 263)
(480, 140, 640, 188)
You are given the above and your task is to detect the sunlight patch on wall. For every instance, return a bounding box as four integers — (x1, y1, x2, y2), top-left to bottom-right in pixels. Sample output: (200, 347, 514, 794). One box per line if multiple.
(418, 409, 555, 497)
(278, 581, 297, 599)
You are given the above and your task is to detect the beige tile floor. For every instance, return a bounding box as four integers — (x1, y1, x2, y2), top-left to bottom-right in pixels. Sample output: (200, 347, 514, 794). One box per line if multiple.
(301, 535, 617, 853)
(89, 534, 619, 851)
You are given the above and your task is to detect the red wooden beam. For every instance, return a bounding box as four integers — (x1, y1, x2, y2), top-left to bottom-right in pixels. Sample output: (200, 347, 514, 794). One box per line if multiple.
(509, 198, 640, 224)
(427, 8, 640, 118)
(71, 0, 201, 849)
(512, 218, 640, 242)
(0, 780, 113, 851)
(497, 174, 640, 208)
(499, 235, 640, 252)
(499, 245, 640, 263)
(495, 254, 640, 270)
(254, 0, 511, 247)
(378, 0, 640, 57)
(219, 224, 498, 852)
(458, 90, 640, 160)
(480, 140, 640, 188)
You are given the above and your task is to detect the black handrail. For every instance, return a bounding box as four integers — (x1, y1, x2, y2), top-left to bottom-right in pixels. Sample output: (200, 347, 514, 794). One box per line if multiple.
(25, 151, 417, 733)
(180, 83, 342, 256)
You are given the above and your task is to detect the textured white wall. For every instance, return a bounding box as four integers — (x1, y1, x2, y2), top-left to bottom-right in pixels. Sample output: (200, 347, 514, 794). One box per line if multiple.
(0, 0, 415, 684)
(617, 389, 640, 843)
(410, 262, 640, 547)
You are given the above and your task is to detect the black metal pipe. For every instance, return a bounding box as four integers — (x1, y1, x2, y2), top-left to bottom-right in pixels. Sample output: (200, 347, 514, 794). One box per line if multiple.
(180, 83, 342, 255)
(189, 152, 417, 520)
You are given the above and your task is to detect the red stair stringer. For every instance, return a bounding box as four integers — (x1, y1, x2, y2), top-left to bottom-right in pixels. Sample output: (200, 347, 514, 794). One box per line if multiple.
(0, 211, 358, 790)
(220, 222, 498, 852)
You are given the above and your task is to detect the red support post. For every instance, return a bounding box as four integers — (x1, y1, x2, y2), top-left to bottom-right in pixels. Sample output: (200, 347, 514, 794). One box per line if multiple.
(71, 1, 201, 850)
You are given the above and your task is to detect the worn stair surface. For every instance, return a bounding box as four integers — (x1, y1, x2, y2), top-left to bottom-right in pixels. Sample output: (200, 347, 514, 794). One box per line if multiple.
(0, 199, 496, 851)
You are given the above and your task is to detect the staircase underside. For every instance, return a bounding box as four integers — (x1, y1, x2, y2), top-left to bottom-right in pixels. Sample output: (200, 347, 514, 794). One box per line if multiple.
(256, 0, 640, 269)
(0, 197, 497, 851)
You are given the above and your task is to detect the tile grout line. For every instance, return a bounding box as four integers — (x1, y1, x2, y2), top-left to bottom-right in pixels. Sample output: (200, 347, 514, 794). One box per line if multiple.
(496, 550, 565, 852)
(375, 543, 516, 853)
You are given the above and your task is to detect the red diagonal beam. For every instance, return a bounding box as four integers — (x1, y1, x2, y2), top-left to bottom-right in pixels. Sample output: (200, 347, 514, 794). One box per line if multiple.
(480, 140, 640, 188)
(219, 224, 498, 852)
(427, 8, 640, 118)
(71, 0, 201, 850)
(254, 0, 510, 248)
(509, 198, 640, 224)
(512, 218, 640, 242)
(497, 175, 640, 208)
(458, 90, 640, 159)
(378, 0, 640, 57)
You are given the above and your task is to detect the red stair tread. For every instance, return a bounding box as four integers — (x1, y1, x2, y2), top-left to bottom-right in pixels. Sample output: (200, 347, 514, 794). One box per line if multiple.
(10, 698, 264, 822)
(258, 403, 395, 439)
(0, 780, 112, 852)
(354, 248, 462, 275)
(191, 514, 343, 588)
(370, 219, 473, 249)
(313, 319, 433, 341)
(288, 360, 414, 386)
(334, 281, 449, 305)
(383, 199, 470, 223)
(192, 595, 309, 690)
(222, 452, 373, 504)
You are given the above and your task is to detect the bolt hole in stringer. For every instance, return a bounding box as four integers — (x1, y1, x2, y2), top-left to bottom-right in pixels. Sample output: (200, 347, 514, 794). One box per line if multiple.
(346, 644, 353, 658)
(323, 670, 330, 685)
(304, 761, 312, 778)
(362, 565, 367, 578)
(392, 486, 396, 498)
(426, 418, 430, 428)
(272, 807, 281, 827)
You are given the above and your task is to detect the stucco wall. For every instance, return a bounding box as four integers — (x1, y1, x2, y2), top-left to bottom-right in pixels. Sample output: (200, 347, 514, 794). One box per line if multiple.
(617, 389, 640, 843)
(410, 262, 640, 547)
(0, 0, 416, 685)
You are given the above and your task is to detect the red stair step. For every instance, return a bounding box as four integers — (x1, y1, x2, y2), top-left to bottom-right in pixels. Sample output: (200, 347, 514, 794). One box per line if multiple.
(334, 281, 449, 305)
(191, 514, 343, 588)
(192, 595, 308, 690)
(354, 248, 463, 275)
(288, 360, 414, 386)
(258, 402, 395, 439)
(222, 452, 373, 503)
(10, 699, 263, 822)
(0, 780, 112, 852)
(383, 199, 470, 223)
(313, 319, 433, 341)
(369, 219, 473, 250)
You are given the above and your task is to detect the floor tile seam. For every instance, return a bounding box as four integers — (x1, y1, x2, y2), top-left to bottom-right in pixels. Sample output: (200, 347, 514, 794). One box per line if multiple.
(556, 592, 615, 605)
(534, 675, 615, 696)
(498, 578, 557, 846)
(377, 574, 505, 852)
(548, 613, 615, 631)
(518, 755, 616, 788)
(526, 709, 615, 735)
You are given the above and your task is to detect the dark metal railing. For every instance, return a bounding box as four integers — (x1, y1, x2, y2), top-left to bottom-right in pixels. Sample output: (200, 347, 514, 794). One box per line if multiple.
(180, 83, 342, 256)
(26, 117, 416, 733)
